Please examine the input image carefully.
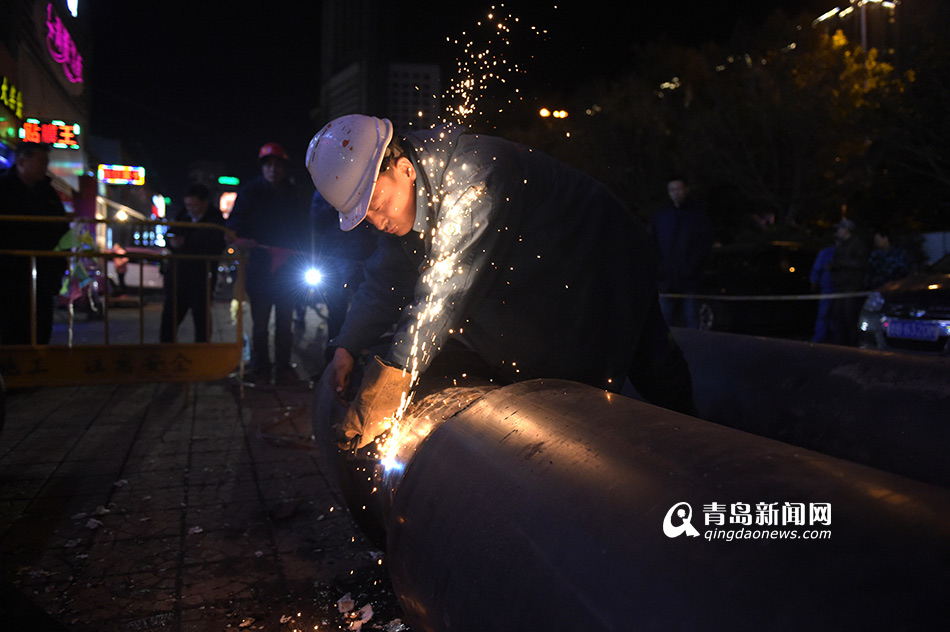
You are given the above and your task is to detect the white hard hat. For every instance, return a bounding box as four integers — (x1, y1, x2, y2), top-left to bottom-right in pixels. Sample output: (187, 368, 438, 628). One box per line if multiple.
(306, 115, 394, 231)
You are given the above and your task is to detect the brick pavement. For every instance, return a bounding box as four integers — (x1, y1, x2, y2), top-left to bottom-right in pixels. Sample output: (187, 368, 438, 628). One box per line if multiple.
(0, 302, 410, 631)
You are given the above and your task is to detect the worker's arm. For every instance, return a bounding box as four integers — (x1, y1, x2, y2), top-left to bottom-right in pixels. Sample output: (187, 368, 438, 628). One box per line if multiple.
(331, 235, 418, 363)
(335, 158, 506, 450)
(386, 164, 502, 378)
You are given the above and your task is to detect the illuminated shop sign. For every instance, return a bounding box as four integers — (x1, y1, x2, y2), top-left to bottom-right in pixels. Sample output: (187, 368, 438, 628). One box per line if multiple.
(152, 194, 167, 218)
(46, 4, 83, 84)
(98, 164, 145, 186)
(20, 118, 80, 149)
(219, 191, 236, 218)
(1, 77, 24, 118)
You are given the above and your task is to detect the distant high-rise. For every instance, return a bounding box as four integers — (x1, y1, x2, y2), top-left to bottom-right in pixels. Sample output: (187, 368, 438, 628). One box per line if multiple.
(388, 63, 441, 133)
(319, 0, 441, 134)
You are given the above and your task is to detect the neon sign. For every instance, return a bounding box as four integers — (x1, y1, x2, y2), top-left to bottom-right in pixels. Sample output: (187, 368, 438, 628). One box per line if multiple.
(98, 164, 146, 186)
(20, 119, 81, 149)
(46, 4, 83, 84)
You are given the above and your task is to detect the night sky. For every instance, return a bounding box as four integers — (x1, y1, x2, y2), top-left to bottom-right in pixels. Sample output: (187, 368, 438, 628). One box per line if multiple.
(85, 1, 825, 199)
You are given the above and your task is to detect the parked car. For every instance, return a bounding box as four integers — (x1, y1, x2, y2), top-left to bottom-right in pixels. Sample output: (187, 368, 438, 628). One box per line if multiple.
(858, 252, 950, 355)
(696, 241, 818, 336)
(106, 245, 166, 294)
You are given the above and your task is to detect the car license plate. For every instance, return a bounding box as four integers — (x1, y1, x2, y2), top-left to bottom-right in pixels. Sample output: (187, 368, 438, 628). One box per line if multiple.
(886, 319, 941, 341)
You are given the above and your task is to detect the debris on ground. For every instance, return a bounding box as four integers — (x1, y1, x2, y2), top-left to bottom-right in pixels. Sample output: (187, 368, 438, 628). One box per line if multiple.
(344, 603, 373, 630)
(336, 592, 355, 614)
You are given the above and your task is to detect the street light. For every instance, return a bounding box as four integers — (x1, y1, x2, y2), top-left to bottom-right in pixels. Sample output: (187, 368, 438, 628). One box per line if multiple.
(813, 0, 900, 52)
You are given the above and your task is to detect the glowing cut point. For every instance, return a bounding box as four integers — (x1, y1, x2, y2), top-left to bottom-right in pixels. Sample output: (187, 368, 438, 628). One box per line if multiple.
(381, 455, 405, 473)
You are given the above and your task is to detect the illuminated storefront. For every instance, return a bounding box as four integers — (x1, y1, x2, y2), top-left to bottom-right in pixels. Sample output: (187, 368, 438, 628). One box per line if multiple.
(1, 1, 88, 200)
(21, 118, 81, 149)
(97, 164, 146, 187)
(0, 74, 24, 168)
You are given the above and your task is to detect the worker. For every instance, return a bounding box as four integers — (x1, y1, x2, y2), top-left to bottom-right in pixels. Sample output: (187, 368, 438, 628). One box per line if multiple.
(306, 114, 695, 449)
(227, 142, 308, 384)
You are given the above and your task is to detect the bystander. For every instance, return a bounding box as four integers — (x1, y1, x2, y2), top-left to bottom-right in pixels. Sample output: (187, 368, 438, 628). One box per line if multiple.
(226, 143, 308, 384)
(0, 144, 68, 345)
(650, 176, 714, 329)
(829, 218, 867, 346)
(866, 226, 909, 289)
(160, 184, 226, 343)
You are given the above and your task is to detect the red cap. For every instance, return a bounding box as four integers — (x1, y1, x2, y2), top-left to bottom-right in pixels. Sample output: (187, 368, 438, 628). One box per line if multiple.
(258, 142, 289, 161)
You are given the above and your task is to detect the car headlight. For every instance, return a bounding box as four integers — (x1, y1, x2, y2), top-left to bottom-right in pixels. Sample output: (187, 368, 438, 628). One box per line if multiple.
(862, 291, 885, 313)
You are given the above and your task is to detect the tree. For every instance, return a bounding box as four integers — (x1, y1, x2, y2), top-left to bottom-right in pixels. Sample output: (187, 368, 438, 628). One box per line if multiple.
(867, 0, 950, 230)
(501, 8, 946, 239)
(669, 18, 905, 228)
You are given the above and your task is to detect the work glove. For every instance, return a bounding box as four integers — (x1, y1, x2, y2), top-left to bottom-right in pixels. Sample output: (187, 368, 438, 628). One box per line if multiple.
(335, 356, 413, 451)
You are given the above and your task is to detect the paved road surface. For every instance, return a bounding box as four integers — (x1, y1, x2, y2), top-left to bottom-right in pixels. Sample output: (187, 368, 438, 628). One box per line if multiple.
(1, 298, 410, 631)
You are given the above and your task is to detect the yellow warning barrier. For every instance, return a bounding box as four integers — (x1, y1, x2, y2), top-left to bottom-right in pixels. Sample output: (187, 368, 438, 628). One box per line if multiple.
(1, 215, 246, 389)
(0, 343, 242, 387)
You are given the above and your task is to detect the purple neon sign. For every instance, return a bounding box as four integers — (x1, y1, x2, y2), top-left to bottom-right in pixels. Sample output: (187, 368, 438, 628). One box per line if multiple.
(46, 4, 83, 84)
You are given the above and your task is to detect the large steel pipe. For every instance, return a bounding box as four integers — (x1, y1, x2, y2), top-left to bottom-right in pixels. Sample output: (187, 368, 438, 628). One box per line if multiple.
(673, 328, 950, 488)
(313, 376, 950, 631)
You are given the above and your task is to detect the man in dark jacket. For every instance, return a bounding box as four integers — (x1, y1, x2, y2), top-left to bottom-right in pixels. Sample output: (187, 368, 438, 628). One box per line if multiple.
(0, 144, 68, 345)
(160, 183, 226, 343)
(650, 177, 714, 329)
(306, 115, 696, 450)
(226, 142, 307, 383)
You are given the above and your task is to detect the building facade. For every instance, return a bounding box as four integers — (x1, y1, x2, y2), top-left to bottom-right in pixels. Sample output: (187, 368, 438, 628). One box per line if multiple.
(1, 0, 88, 205)
(318, 0, 442, 135)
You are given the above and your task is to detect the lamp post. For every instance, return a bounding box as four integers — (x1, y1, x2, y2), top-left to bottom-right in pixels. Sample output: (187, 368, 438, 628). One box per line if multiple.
(858, 0, 900, 52)
(860, 0, 868, 52)
(813, 1, 900, 53)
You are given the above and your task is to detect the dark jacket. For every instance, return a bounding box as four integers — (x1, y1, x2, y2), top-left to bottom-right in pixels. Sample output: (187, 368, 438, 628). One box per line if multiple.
(334, 125, 658, 392)
(166, 206, 226, 288)
(866, 246, 909, 289)
(0, 167, 68, 282)
(226, 176, 306, 280)
(831, 235, 867, 292)
(809, 245, 836, 293)
(650, 201, 713, 293)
